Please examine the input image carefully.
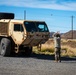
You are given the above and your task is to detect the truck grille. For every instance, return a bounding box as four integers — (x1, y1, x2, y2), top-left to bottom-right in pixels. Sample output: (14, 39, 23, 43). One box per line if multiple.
(0, 22, 8, 35)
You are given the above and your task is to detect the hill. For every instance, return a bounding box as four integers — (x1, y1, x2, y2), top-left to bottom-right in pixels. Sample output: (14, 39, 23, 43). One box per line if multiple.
(61, 30, 76, 39)
(50, 32, 63, 38)
(50, 32, 55, 38)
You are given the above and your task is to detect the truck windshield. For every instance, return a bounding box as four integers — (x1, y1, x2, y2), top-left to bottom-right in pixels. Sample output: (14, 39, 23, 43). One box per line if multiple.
(24, 21, 37, 32)
(36, 22, 49, 32)
(24, 21, 49, 32)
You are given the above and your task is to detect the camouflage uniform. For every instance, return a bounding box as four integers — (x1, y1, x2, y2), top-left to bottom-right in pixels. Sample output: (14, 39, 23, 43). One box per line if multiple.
(53, 32, 61, 62)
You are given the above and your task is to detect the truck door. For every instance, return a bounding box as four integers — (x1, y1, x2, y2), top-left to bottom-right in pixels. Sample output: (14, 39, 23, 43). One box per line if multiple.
(12, 24, 24, 44)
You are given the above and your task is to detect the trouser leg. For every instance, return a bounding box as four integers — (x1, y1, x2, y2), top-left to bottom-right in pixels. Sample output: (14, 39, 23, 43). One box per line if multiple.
(55, 48, 61, 62)
(55, 48, 58, 62)
(58, 49, 61, 62)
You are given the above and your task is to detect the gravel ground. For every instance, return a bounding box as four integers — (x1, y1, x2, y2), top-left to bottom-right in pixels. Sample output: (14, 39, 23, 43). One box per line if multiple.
(0, 53, 76, 75)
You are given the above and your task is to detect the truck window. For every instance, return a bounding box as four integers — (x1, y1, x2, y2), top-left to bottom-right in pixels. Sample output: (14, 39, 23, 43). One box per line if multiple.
(36, 22, 49, 32)
(14, 24, 23, 31)
(38, 24, 44, 32)
(24, 22, 37, 32)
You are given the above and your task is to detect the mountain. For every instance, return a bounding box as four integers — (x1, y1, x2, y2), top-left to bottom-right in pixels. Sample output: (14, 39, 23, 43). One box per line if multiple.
(61, 30, 76, 39)
(50, 32, 55, 38)
(50, 32, 64, 38)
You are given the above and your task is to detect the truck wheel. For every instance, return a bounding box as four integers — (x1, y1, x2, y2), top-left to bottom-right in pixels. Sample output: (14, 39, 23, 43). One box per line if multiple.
(0, 12, 14, 19)
(0, 37, 2, 54)
(0, 43, 1, 54)
(0, 38, 11, 56)
(24, 47, 32, 56)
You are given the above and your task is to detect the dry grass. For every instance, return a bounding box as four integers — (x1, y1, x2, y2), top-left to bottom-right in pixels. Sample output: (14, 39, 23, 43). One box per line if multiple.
(61, 39, 76, 57)
(33, 39, 76, 57)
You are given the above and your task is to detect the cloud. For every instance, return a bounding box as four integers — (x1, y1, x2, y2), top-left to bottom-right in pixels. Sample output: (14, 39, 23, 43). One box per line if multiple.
(0, 0, 76, 11)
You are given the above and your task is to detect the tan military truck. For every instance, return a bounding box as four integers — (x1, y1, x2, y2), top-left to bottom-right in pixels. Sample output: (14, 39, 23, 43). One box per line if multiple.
(0, 13, 50, 56)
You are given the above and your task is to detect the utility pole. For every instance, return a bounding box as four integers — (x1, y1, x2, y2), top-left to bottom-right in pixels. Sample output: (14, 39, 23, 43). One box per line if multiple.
(71, 16, 74, 39)
(24, 10, 26, 20)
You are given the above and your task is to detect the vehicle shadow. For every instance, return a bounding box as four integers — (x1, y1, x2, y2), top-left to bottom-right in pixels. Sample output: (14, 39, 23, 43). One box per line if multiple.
(31, 53, 54, 60)
(10, 52, 76, 61)
(31, 53, 76, 61)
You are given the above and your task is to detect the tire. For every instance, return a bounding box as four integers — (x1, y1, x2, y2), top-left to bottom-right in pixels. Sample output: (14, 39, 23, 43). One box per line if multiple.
(0, 38, 11, 56)
(0, 12, 14, 19)
(0, 43, 1, 54)
(0, 45, 1, 54)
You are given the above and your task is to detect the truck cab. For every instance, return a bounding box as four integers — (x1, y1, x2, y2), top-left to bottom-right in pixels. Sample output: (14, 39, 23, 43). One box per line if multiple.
(9, 20, 50, 46)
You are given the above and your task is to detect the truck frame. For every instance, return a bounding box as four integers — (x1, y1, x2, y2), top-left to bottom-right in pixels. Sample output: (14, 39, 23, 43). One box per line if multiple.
(0, 13, 50, 56)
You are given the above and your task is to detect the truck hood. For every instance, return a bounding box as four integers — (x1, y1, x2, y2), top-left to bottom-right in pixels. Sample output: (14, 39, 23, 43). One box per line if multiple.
(22, 32, 50, 46)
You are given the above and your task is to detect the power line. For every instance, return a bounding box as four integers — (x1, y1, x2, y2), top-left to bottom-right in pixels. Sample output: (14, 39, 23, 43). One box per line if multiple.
(51, 14, 71, 18)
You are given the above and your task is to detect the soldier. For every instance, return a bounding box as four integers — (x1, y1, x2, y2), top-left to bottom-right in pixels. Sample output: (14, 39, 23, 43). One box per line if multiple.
(53, 32, 61, 62)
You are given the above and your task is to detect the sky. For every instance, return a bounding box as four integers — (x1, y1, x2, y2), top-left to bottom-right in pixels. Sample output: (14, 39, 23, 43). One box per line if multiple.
(0, 0, 76, 33)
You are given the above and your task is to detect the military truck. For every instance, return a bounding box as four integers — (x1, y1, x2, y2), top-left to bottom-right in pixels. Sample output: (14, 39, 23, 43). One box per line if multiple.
(0, 13, 50, 56)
